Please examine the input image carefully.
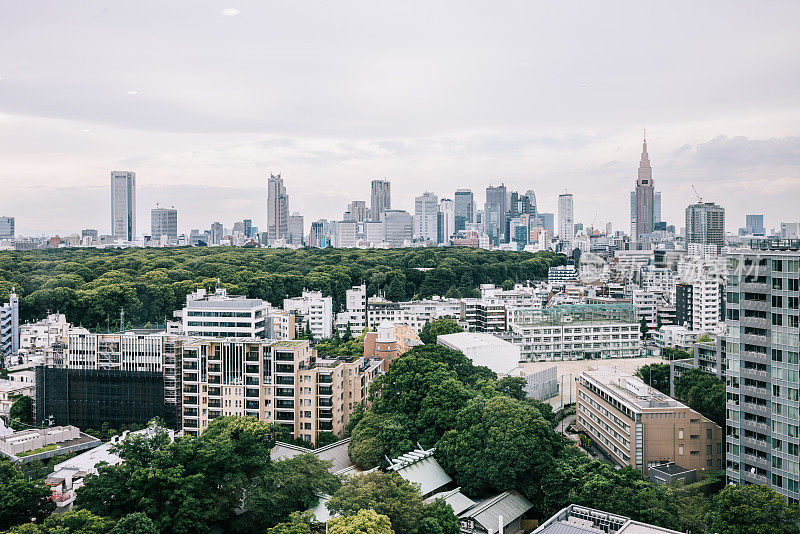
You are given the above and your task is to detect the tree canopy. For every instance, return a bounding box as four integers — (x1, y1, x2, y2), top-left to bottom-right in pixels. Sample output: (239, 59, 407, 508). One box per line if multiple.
(0, 248, 567, 329)
(0, 459, 55, 531)
(673, 369, 725, 427)
(419, 318, 463, 344)
(328, 510, 394, 534)
(634, 363, 670, 395)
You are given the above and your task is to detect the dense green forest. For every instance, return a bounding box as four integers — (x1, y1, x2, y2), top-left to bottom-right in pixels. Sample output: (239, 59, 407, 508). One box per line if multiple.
(0, 247, 567, 329)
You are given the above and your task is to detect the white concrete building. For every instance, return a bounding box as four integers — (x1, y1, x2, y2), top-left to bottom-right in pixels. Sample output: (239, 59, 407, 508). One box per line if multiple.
(283, 291, 333, 340)
(179, 288, 268, 339)
(414, 192, 439, 242)
(653, 325, 698, 350)
(632, 290, 658, 331)
(506, 304, 642, 361)
(335, 220, 358, 248)
(437, 332, 521, 375)
(335, 284, 367, 337)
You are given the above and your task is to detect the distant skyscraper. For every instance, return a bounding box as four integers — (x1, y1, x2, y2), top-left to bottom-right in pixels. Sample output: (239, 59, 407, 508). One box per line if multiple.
(485, 184, 507, 245)
(267, 173, 289, 244)
(310, 221, 326, 248)
(438, 198, 455, 244)
(370, 179, 391, 221)
(685, 202, 725, 249)
(414, 192, 439, 242)
(634, 133, 655, 241)
(558, 193, 574, 248)
(243, 219, 253, 238)
(382, 210, 413, 248)
(454, 189, 474, 232)
(525, 190, 537, 216)
(0, 217, 14, 240)
(110, 171, 136, 241)
(344, 200, 368, 222)
(150, 205, 178, 241)
(539, 213, 555, 236)
(288, 213, 304, 246)
(210, 222, 223, 245)
(745, 214, 765, 235)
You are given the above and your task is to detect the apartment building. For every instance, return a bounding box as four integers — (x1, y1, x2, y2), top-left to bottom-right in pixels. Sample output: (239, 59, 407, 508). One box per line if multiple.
(577, 367, 723, 475)
(460, 299, 508, 332)
(283, 291, 333, 340)
(506, 304, 641, 361)
(725, 242, 800, 502)
(335, 284, 367, 337)
(1, 291, 19, 362)
(632, 290, 658, 331)
(180, 339, 381, 445)
(366, 297, 460, 333)
(179, 288, 268, 339)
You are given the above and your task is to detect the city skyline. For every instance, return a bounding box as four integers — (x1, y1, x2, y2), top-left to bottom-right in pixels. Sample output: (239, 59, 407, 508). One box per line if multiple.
(1, 2, 799, 236)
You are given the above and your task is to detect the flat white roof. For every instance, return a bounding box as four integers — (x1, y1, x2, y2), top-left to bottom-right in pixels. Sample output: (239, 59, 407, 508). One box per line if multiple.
(436, 332, 516, 350)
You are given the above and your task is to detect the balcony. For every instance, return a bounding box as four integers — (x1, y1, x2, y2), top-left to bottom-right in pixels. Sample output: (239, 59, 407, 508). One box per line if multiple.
(276, 376, 294, 385)
(318, 386, 333, 396)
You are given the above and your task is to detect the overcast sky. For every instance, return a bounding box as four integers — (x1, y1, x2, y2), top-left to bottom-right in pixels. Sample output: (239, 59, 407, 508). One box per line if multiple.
(1, 1, 799, 237)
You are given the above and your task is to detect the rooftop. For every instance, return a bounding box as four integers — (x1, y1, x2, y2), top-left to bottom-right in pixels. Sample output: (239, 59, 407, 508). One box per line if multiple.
(534, 505, 682, 534)
(187, 298, 265, 309)
(582, 367, 686, 411)
(436, 332, 516, 349)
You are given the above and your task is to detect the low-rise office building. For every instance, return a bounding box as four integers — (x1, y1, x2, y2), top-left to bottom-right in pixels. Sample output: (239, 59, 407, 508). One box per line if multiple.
(507, 304, 641, 361)
(576, 367, 723, 475)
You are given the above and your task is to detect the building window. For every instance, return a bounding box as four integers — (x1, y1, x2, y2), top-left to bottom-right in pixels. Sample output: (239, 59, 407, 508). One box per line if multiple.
(679, 445, 684, 455)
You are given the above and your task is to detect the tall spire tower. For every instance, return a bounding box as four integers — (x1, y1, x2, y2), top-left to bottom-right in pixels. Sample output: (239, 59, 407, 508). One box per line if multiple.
(634, 130, 655, 240)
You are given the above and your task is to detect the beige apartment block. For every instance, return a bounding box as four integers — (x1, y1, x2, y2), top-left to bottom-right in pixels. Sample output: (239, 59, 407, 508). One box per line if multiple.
(181, 339, 381, 445)
(577, 367, 723, 475)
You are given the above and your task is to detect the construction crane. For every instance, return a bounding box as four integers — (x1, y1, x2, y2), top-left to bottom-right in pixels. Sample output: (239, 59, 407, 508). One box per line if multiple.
(691, 185, 703, 203)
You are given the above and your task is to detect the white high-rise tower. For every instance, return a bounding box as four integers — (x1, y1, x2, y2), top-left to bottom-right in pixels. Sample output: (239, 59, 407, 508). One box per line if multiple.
(111, 171, 136, 241)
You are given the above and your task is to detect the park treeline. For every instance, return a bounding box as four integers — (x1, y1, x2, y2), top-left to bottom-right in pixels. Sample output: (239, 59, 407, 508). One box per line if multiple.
(0, 247, 568, 329)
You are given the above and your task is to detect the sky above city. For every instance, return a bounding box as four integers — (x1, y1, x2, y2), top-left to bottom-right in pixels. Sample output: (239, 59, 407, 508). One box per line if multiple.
(1, 1, 799, 236)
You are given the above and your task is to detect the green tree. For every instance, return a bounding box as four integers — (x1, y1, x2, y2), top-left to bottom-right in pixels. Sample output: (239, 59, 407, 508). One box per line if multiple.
(500, 279, 515, 291)
(4, 509, 113, 534)
(0, 459, 55, 531)
(237, 453, 340, 532)
(326, 472, 422, 534)
(264, 511, 314, 534)
(348, 411, 413, 469)
(639, 316, 649, 337)
(419, 318, 463, 344)
(108, 513, 157, 534)
(417, 499, 459, 534)
(8, 395, 32, 430)
(696, 334, 713, 343)
(634, 364, 670, 395)
(76, 417, 281, 534)
(673, 369, 725, 427)
(495, 376, 527, 400)
(342, 322, 353, 342)
(328, 510, 393, 534)
(436, 396, 563, 514)
(705, 484, 800, 534)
